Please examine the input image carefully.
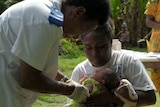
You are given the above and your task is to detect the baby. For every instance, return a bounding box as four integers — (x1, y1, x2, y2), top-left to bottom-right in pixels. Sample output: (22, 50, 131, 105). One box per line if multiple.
(64, 68, 138, 107)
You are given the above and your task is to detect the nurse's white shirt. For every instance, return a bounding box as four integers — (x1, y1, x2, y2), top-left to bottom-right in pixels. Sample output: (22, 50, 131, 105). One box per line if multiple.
(0, 0, 63, 106)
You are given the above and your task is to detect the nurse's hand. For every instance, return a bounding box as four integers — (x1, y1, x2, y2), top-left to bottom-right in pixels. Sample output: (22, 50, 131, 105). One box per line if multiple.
(67, 79, 90, 102)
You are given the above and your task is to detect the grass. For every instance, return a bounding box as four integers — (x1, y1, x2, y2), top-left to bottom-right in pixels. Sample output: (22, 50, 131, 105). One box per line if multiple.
(33, 48, 160, 107)
(33, 55, 87, 107)
(33, 94, 67, 107)
(127, 47, 148, 52)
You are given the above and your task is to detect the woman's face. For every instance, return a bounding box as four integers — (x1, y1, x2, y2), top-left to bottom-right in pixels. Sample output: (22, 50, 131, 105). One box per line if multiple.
(82, 31, 112, 67)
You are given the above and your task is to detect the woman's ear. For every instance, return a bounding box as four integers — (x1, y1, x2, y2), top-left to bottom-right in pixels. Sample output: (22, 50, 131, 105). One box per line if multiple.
(73, 6, 86, 17)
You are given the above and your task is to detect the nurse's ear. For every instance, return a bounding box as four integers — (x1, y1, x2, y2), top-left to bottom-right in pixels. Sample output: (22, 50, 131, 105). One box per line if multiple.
(72, 6, 86, 17)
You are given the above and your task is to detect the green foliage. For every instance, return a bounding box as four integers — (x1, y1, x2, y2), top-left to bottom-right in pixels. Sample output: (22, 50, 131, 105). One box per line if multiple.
(110, 0, 121, 18)
(60, 39, 84, 58)
(139, 0, 148, 20)
(0, 0, 23, 14)
(5, 0, 22, 7)
(5, 0, 17, 8)
(110, 0, 149, 46)
(0, 0, 7, 14)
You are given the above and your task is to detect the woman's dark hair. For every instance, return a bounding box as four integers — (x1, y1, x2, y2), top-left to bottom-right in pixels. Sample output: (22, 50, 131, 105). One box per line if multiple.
(81, 23, 112, 40)
(66, 0, 111, 25)
(94, 23, 112, 40)
(81, 23, 113, 44)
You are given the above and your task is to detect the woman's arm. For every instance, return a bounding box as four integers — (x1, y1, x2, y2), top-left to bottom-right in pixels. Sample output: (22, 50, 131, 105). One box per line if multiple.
(146, 15, 160, 29)
(136, 90, 156, 106)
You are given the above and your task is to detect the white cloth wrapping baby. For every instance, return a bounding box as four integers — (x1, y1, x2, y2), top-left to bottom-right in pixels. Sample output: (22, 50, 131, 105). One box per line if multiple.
(114, 79, 138, 107)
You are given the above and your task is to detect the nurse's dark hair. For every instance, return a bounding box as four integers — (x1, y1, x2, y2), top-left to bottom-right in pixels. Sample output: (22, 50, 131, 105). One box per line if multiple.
(65, 0, 111, 25)
(81, 23, 112, 43)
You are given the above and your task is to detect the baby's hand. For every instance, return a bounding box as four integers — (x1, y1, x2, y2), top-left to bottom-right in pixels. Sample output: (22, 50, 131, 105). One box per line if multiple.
(79, 74, 88, 84)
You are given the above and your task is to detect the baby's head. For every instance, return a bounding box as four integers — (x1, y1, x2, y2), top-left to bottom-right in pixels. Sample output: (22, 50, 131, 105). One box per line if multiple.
(91, 68, 120, 91)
